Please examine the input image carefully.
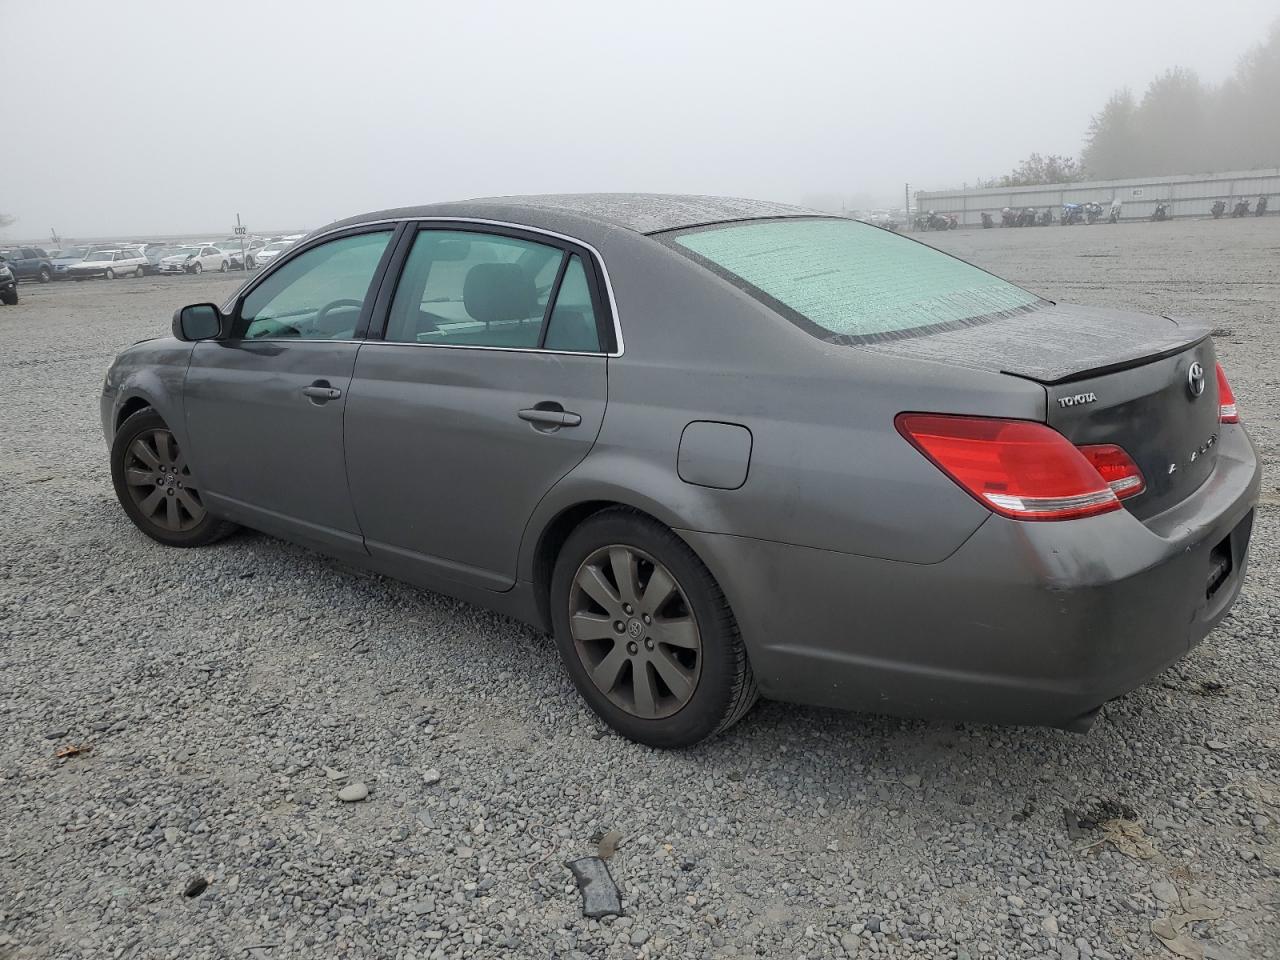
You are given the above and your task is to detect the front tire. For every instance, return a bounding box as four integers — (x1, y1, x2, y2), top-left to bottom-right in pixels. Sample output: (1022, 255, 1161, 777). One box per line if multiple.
(38, 266, 51, 283)
(105, 268, 116, 280)
(550, 508, 757, 747)
(1, 288, 17, 305)
(192, 262, 202, 275)
(110, 408, 238, 547)
(134, 266, 144, 278)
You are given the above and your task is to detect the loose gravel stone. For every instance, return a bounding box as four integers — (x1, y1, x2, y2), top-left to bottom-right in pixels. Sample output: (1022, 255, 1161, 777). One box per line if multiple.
(337, 781, 369, 802)
(1, 222, 1279, 958)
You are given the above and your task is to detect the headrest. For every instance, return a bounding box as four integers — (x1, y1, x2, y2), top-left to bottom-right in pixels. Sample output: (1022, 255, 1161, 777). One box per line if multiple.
(463, 262, 535, 323)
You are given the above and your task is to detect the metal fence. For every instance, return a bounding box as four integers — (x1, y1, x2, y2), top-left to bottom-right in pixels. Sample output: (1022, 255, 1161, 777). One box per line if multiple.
(916, 168, 1280, 225)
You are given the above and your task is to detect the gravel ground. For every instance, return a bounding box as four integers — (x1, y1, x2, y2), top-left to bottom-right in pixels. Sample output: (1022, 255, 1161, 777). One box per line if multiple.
(0, 219, 1277, 960)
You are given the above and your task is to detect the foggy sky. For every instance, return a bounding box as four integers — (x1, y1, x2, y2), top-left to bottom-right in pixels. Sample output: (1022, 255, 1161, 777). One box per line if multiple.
(3, 0, 1276, 240)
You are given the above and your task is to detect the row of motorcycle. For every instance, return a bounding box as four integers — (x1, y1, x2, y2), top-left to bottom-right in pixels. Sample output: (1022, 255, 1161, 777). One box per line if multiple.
(1211, 197, 1269, 218)
(984, 202, 1119, 228)
(973, 195, 1271, 228)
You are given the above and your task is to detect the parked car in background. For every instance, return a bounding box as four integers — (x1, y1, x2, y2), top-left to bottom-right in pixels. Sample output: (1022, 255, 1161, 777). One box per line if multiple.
(141, 244, 185, 275)
(251, 238, 295, 268)
(213, 238, 266, 269)
(50, 245, 92, 279)
(0, 258, 17, 304)
(67, 249, 148, 280)
(0, 247, 55, 283)
(157, 245, 229, 275)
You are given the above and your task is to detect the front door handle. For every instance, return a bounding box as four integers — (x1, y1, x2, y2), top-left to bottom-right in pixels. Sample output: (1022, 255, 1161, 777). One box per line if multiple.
(518, 406, 582, 429)
(302, 382, 342, 402)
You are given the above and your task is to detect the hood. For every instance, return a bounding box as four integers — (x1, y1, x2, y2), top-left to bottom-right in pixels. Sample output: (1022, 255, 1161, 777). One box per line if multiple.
(860, 301, 1212, 385)
(161, 254, 195, 264)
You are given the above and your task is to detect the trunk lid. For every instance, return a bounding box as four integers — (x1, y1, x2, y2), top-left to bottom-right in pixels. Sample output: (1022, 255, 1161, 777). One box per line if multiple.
(1044, 339, 1220, 520)
(864, 302, 1220, 520)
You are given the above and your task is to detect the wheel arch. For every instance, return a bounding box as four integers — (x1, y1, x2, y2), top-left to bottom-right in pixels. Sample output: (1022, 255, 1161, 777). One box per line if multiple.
(115, 394, 154, 432)
(521, 470, 736, 634)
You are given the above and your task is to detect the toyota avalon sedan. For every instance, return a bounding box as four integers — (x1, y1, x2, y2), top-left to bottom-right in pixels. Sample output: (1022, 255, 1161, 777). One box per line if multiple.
(100, 194, 1259, 747)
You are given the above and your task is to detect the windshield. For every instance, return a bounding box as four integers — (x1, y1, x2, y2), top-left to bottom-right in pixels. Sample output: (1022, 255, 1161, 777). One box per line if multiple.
(57, 246, 89, 259)
(262, 243, 289, 253)
(666, 217, 1042, 344)
(170, 247, 200, 258)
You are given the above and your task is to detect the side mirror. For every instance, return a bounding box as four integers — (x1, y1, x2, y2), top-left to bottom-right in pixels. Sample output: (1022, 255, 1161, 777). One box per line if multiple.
(172, 303, 223, 341)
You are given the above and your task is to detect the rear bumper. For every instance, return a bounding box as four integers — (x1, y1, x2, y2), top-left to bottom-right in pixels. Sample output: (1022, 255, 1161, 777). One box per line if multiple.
(681, 424, 1261, 729)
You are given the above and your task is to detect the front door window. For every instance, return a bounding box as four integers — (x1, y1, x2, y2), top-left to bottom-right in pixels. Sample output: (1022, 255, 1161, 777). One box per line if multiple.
(237, 231, 393, 341)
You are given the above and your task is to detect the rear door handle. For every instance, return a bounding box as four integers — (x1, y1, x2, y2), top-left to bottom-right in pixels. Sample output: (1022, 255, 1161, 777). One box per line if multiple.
(518, 407, 582, 428)
(302, 382, 342, 402)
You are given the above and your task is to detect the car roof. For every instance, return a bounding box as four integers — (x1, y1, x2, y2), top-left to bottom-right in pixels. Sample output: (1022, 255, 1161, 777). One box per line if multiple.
(325, 193, 823, 238)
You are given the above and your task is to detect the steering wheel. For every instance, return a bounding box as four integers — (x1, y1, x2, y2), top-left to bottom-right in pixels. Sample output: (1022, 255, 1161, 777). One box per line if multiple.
(315, 298, 364, 330)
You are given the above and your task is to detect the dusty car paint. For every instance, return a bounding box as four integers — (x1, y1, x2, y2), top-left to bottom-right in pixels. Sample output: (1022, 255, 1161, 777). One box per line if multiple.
(102, 194, 1261, 731)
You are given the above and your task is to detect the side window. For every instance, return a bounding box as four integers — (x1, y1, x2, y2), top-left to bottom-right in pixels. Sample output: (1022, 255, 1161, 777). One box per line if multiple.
(385, 230, 564, 348)
(22, 248, 38, 259)
(543, 255, 601, 352)
(237, 231, 393, 340)
(204, 247, 218, 257)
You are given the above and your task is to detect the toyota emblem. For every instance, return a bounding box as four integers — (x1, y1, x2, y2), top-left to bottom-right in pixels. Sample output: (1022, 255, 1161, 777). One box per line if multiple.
(1187, 362, 1205, 398)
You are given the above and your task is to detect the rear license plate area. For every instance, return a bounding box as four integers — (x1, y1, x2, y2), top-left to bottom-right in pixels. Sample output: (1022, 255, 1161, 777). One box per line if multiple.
(1206, 534, 1233, 599)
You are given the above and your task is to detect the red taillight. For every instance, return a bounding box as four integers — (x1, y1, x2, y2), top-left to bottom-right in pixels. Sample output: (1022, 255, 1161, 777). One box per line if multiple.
(1216, 363, 1238, 424)
(896, 414, 1122, 521)
(1078, 444, 1145, 499)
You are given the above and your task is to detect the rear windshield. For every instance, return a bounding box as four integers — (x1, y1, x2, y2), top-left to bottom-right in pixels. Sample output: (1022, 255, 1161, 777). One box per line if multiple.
(666, 218, 1042, 344)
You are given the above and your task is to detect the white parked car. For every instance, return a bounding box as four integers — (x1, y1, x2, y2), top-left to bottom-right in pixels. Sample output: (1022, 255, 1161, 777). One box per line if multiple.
(251, 238, 296, 268)
(157, 245, 230, 275)
(67, 248, 149, 280)
(213, 238, 266, 269)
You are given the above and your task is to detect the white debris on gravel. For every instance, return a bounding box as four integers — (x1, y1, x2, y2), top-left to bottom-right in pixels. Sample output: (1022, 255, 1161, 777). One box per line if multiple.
(1, 221, 1278, 958)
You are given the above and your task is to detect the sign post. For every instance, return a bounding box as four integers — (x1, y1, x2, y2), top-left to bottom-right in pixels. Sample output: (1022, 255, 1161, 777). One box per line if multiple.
(234, 213, 247, 270)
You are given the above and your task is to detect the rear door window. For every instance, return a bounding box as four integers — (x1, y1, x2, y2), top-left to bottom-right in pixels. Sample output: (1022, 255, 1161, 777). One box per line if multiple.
(385, 230, 563, 348)
(665, 218, 1042, 344)
(543, 255, 601, 352)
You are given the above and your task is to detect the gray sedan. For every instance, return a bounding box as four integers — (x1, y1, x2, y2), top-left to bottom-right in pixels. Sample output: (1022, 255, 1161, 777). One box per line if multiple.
(101, 194, 1260, 747)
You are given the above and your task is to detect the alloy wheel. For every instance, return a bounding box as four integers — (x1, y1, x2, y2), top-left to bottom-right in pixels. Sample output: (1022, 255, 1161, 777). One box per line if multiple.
(122, 428, 206, 532)
(568, 544, 702, 720)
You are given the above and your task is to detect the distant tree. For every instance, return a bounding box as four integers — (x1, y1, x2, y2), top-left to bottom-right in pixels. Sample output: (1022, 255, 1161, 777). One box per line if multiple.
(1226, 19, 1280, 168)
(1132, 68, 1210, 174)
(1081, 90, 1137, 179)
(977, 153, 1088, 188)
(1079, 19, 1280, 177)
(0, 214, 14, 229)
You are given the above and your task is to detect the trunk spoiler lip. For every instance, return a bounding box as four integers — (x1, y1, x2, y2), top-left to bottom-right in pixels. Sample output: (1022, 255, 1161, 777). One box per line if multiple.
(1000, 332, 1211, 386)
(1000, 315, 1212, 387)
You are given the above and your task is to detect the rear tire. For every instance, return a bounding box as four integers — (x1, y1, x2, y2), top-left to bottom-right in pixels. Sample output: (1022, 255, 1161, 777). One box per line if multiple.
(1, 288, 17, 305)
(110, 408, 238, 548)
(219, 260, 229, 273)
(550, 508, 757, 747)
